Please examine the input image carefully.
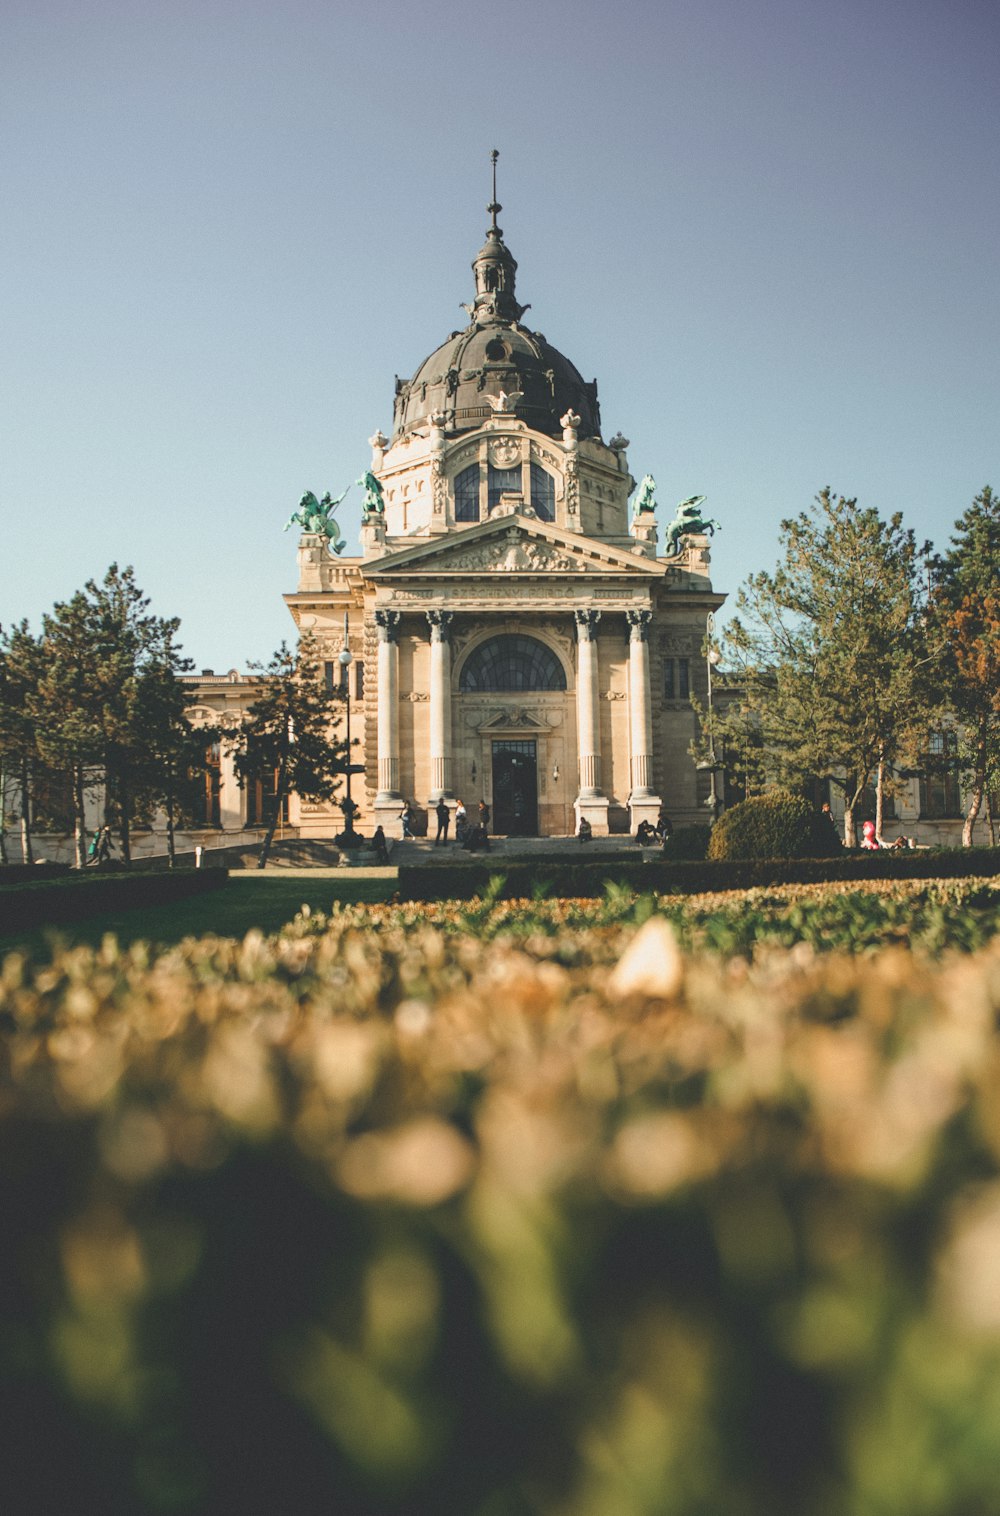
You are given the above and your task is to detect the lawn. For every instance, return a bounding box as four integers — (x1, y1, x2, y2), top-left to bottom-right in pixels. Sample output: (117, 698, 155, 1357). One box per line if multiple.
(0, 873, 397, 956)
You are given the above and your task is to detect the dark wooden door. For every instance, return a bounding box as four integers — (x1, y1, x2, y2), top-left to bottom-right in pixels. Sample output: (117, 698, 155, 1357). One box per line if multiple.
(491, 740, 538, 836)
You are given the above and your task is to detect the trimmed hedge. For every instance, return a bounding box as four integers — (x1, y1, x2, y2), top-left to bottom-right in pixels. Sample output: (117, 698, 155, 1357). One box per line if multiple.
(708, 789, 842, 860)
(0, 867, 229, 935)
(397, 847, 1000, 901)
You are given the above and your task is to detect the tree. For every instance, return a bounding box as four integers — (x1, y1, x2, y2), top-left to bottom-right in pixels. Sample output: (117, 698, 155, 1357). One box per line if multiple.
(930, 487, 1000, 845)
(132, 621, 206, 868)
(0, 621, 44, 863)
(36, 565, 181, 867)
(719, 490, 934, 846)
(229, 636, 348, 869)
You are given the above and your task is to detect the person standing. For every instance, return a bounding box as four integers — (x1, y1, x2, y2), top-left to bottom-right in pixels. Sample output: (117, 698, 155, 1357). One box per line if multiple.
(434, 797, 450, 846)
(478, 799, 490, 835)
(454, 798, 468, 843)
(820, 801, 842, 849)
(399, 802, 415, 839)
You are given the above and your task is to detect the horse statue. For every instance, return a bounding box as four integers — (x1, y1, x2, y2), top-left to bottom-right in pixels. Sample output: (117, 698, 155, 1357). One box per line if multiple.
(357, 471, 385, 521)
(662, 495, 720, 558)
(284, 487, 349, 555)
(632, 473, 657, 518)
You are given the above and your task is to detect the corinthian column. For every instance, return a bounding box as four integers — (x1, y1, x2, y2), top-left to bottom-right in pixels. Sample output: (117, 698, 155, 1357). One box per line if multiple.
(626, 608, 654, 796)
(375, 610, 401, 800)
(575, 609, 602, 796)
(426, 610, 454, 800)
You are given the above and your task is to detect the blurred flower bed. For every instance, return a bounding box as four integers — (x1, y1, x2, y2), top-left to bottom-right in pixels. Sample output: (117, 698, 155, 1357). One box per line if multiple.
(1, 878, 1000, 1514)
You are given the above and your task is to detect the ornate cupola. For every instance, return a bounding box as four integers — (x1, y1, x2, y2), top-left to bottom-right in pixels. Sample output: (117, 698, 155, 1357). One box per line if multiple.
(468, 150, 528, 325)
(391, 152, 602, 443)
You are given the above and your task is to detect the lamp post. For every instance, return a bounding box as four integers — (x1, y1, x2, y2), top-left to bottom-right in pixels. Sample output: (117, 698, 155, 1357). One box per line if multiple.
(705, 612, 722, 819)
(337, 613, 361, 848)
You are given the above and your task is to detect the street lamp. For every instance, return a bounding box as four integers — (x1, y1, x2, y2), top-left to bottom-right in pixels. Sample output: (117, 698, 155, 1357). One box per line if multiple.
(704, 612, 722, 819)
(337, 612, 361, 848)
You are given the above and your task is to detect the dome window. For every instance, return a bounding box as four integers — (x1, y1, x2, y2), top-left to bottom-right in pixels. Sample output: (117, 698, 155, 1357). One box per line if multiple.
(484, 338, 509, 362)
(460, 634, 567, 692)
(454, 464, 480, 522)
(488, 464, 521, 511)
(530, 463, 555, 521)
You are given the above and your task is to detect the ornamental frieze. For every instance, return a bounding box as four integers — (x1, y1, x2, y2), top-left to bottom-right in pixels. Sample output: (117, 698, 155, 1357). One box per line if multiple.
(436, 534, 586, 573)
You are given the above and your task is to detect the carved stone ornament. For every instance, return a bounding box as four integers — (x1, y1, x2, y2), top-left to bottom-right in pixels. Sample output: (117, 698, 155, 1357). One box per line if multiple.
(405, 691, 429, 702)
(489, 438, 521, 468)
(626, 608, 653, 641)
(375, 609, 402, 643)
(426, 609, 454, 642)
(574, 608, 601, 641)
(439, 534, 585, 574)
(603, 690, 627, 700)
(431, 458, 447, 516)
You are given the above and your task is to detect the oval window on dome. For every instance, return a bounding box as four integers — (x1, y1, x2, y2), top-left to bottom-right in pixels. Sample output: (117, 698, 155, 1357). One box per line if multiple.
(484, 339, 509, 362)
(459, 635, 567, 693)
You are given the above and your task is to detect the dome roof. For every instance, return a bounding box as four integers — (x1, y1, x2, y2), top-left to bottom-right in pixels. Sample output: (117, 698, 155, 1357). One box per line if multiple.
(391, 189, 601, 443)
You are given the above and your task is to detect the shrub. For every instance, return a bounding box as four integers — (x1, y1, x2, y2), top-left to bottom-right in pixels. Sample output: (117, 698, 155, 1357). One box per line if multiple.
(708, 788, 841, 861)
(665, 824, 710, 860)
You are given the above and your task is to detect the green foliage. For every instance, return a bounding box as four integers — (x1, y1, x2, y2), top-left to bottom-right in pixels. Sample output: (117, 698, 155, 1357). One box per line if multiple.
(666, 823, 711, 859)
(707, 788, 841, 860)
(928, 487, 1000, 843)
(722, 489, 934, 845)
(230, 635, 348, 868)
(3, 893, 1000, 1513)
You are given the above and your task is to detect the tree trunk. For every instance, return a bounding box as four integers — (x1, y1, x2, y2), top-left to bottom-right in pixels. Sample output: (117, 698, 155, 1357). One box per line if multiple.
(73, 765, 87, 869)
(165, 763, 176, 870)
(256, 754, 288, 869)
(962, 733, 988, 847)
(0, 764, 8, 864)
(875, 758, 886, 841)
(19, 757, 34, 864)
(117, 756, 133, 867)
(986, 788, 996, 848)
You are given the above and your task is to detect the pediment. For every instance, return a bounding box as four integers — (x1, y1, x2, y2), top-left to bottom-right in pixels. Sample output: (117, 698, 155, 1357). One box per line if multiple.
(363, 513, 664, 579)
(477, 706, 555, 733)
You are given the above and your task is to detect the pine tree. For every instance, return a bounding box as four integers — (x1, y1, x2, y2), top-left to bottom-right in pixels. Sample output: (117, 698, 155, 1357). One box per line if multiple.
(229, 636, 347, 868)
(930, 487, 1000, 845)
(133, 621, 204, 868)
(722, 490, 934, 846)
(0, 621, 44, 863)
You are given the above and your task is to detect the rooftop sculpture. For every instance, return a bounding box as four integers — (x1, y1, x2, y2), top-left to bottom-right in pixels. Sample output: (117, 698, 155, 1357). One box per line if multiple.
(284, 488, 349, 555)
(663, 495, 720, 558)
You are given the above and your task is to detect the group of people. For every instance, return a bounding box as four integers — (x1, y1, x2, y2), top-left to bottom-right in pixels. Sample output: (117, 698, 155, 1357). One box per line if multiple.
(635, 810, 673, 848)
(434, 797, 491, 851)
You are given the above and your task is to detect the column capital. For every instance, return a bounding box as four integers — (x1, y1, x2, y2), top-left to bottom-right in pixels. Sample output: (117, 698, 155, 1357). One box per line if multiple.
(426, 609, 454, 643)
(574, 608, 601, 642)
(626, 608, 653, 641)
(375, 609, 401, 643)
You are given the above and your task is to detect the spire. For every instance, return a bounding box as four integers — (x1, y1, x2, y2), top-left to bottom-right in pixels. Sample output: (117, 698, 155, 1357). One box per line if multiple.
(467, 148, 529, 326)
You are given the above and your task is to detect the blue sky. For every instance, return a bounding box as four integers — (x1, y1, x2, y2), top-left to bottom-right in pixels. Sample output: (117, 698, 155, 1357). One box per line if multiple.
(3, 0, 997, 670)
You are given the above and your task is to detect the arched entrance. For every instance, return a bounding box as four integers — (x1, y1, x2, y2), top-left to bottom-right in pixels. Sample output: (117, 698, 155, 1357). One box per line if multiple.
(458, 633, 568, 837)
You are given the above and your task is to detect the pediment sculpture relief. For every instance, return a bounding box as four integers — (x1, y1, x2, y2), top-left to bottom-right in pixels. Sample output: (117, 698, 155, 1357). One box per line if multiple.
(440, 534, 585, 574)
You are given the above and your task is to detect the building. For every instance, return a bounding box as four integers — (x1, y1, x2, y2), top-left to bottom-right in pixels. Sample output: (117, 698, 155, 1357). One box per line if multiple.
(268, 177, 725, 840)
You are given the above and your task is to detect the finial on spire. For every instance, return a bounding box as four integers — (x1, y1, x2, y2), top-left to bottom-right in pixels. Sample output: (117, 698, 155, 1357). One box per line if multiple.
(488, 147, 501, 232)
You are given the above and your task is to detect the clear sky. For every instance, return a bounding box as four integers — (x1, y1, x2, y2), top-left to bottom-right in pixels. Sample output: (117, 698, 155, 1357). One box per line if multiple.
(3, 0, 997, 671)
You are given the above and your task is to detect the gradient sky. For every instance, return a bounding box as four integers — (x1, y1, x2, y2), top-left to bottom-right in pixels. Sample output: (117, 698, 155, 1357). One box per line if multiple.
(3, 0, 997, 671)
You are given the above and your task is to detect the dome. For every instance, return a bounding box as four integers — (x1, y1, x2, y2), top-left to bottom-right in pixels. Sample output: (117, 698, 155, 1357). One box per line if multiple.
(391, 193, 601, 443)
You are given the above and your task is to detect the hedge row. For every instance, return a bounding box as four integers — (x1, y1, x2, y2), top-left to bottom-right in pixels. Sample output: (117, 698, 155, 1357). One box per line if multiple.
(0, 867, 229, 934)
(397, 846, 1000, 901)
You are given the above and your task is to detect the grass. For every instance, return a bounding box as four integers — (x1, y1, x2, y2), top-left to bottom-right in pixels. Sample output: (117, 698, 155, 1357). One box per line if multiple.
(0, 874, 397, 957)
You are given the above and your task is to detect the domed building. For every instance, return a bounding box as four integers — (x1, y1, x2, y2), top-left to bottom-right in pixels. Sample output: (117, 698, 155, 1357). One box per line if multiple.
(279, 171, 726, 840)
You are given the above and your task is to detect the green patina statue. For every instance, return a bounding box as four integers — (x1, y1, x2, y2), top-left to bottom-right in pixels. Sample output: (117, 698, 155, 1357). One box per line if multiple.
(357, 471, 386, 521)
(633, 473, 658, 517)
(663, 495, 720, 558)
(284, 488, 349, 554)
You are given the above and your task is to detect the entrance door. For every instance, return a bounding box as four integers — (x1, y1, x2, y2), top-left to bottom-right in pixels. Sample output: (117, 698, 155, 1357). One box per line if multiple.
(491, 740, 538, 836)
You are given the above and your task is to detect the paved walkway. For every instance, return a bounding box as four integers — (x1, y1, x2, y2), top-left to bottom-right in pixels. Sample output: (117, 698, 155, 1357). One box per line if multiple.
(229, 835, 644, 878)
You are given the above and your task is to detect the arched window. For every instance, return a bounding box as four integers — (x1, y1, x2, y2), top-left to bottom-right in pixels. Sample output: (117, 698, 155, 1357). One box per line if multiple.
(459, 634, 567, 692)
(530, 463, 555, 521)
(454, 465, 480, 522)
(488, 464, 521, 510)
